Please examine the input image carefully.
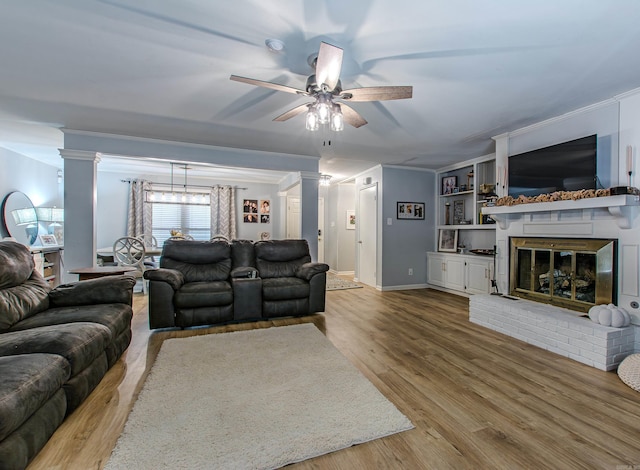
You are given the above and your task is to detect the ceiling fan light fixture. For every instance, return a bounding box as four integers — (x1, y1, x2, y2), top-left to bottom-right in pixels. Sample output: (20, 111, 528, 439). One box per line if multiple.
(330, 104, 344, 132)
(305, 107, 319, 131)
(265, 38, 285, 52)
(316, 95, 330, 124)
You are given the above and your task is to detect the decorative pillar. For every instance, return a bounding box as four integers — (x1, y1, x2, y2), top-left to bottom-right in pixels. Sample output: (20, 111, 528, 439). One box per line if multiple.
(59, 149, 101, 271)
(300, 172, 320, 261)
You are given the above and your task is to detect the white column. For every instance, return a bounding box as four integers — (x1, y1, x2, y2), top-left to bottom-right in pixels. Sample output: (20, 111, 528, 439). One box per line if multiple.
(59, 149, 101, 271)
(300, 171, 320, 261)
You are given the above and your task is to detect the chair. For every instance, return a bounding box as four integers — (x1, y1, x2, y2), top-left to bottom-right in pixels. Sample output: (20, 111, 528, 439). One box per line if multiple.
(135, 234, 159, 267)
(210, 234, 229, 242)
(113, 236, 148, 294)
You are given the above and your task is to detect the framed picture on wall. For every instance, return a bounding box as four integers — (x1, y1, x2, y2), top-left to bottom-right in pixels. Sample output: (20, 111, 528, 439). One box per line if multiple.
(346, 210, 356, 230)
(243, 213, 258, 223)
(438, 229, 458, 252)
(397, 202, 425, 220)
(243, 199, 258, 214)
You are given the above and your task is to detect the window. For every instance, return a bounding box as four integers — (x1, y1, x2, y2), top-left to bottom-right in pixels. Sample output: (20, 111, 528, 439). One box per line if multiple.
(151, 203, 210, 245)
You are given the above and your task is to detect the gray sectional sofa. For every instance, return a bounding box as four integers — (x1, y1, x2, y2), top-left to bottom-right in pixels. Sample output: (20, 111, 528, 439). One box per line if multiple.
(0, 240, 135, 470)
(144, 239, 329, 329)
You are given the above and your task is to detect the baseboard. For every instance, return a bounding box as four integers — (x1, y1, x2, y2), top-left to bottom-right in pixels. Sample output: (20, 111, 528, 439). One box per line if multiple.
(425, 284, 470, 298)
(380, 283, 429, 292)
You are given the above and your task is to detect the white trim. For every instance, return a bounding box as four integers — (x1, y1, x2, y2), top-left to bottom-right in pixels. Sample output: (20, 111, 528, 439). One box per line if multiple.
(380, 283, 429, 291)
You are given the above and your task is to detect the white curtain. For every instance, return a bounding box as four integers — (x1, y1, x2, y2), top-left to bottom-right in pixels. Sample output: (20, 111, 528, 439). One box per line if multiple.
(210, 185, 236, 240)
(126, 179, 152, 244)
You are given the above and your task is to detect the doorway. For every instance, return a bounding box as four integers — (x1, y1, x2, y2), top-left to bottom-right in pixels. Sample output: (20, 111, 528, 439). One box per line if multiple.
(286, 196, 301, 238)
(357, 185, 377, 287)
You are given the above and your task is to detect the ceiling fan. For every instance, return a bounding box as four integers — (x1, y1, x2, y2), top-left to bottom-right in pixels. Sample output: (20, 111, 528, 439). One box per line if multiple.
(230, 41, 413, 131)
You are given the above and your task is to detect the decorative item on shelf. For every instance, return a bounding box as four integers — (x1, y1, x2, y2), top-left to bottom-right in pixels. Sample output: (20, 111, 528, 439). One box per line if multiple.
(453, 200, 464, 225)
(460, 184, 467, 192)
(438, 229, 458, 252)
(39, 234, 58, 246)
(478, 183, 495, 196)
(467, 171, 474, 190)
(444, 202, 451, 225)
(610, 186, 640, 195)
(469, 248, 495, 256)
(442, 176, 457, 195)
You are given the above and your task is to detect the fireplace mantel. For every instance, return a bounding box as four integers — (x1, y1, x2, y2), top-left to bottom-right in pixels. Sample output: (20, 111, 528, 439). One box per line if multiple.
(482, 194, 640, 229)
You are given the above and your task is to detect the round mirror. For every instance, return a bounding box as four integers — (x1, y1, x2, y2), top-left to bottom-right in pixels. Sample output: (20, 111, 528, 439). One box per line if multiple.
(1, 191, 39, 246)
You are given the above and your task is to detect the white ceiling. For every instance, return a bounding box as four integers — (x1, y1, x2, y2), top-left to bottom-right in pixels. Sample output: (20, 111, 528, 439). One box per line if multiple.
(1, 0, 640, 182)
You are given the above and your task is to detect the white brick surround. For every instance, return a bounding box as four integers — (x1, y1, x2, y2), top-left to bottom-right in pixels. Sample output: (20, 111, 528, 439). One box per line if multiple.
(469, 294, 635, 371)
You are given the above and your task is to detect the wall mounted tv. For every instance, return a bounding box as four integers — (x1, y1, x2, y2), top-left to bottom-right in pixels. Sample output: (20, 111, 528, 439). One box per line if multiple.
(508, 135, 598, 198)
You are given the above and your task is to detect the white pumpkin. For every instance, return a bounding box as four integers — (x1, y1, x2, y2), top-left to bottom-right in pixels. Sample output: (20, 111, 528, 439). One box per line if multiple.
(588, 304, 631, 327)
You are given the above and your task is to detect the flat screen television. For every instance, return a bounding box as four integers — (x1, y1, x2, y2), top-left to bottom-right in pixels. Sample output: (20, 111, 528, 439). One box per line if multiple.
(508, 135, 598, 198)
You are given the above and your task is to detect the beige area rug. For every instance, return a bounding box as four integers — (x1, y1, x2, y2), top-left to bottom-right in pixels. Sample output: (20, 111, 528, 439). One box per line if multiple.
(326, 272, 363, 291)
(106, 324, 413, 469)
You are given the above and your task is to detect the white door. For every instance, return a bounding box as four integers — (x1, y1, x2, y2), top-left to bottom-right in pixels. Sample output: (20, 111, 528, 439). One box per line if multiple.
(318, 197, 325, 262)
(286, 197, 301, 238)
(357, 185, 377, 287)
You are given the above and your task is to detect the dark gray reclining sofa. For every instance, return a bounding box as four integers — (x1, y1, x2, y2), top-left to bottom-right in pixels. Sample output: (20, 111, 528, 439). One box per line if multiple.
(0, 240, 135, 470)
(144, 239, 329, 329)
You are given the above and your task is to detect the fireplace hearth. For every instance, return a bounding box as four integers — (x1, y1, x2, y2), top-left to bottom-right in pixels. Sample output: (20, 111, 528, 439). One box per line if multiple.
(509, 237, 616, 312)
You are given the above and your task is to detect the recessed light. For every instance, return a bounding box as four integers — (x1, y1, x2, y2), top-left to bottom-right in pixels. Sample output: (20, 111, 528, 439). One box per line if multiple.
(265, 38, 285, 52)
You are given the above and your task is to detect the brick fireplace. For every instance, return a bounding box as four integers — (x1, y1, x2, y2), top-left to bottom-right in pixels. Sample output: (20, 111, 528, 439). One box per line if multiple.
(470, 195, 640, 370)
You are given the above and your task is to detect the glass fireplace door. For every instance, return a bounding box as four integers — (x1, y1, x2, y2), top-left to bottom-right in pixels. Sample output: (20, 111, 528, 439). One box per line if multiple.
(510, 238, 615, 312)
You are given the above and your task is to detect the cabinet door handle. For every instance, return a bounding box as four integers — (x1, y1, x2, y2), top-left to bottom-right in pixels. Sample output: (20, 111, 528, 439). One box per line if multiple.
(485, 268, 488, 278)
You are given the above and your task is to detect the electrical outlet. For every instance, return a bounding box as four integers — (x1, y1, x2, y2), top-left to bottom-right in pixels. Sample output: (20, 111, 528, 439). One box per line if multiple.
(408, 268, 413, 275)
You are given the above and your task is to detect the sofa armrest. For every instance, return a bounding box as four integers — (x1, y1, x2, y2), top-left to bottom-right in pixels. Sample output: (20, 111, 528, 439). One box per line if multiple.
(143, 268, 184, 290)
(231, 266, 258, 279)
(48, 276, 136, 307)
(296, 262, 329, 281)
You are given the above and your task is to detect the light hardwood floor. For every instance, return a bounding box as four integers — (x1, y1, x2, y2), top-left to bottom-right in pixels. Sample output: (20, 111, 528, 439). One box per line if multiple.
(27, 284, 640, 469)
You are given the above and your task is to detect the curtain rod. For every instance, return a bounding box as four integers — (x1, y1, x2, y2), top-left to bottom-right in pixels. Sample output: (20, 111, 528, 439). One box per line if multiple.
(121, 179, 247, 190)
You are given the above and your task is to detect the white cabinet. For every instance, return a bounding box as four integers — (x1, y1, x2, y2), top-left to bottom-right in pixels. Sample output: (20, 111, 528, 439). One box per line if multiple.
(427, 252, 493, 295)
(31, 247, 64, 287)
(465, 257, 493, 294)
(427, 253, 446, 287)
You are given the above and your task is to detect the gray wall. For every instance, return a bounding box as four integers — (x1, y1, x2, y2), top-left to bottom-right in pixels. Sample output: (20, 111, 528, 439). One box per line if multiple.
(0, 147, 62, 240)
(381, 166, 436, 288)
(96, 170, 283, 249)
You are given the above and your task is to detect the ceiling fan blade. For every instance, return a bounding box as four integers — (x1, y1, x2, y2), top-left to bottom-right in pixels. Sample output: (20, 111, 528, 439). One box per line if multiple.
(273, 103, 313, 122)
(340, 86, 413, 102)
(340, 104, 368, 128)
(230, 75, 307, 95)
(315, 42, 343, 91)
